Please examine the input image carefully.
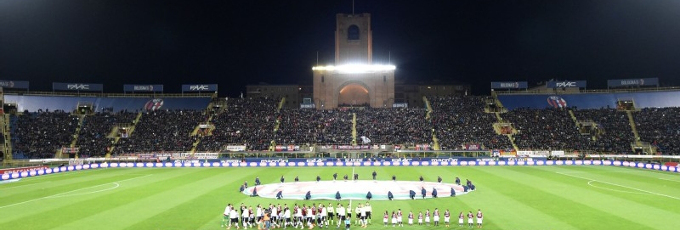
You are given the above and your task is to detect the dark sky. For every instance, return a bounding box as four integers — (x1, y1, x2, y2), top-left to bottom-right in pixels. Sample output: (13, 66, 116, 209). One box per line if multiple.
(1, 0, 679, 96)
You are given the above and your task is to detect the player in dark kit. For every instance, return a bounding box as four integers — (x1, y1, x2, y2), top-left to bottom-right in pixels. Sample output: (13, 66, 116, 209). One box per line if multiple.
(295, 176, 299, 182)
(353, 173, 359, 181)
(437, 176, 442, 183)
(316, 175, 321, 182)
(280, 175, 284, 183)
(372, 171, 377, 180)
(419, 175, 424, 182)
(333, 173, 338, 181)
(343, 174, 348, 181)
(255, 177, 261, 185)
(327, 202, 335, 225)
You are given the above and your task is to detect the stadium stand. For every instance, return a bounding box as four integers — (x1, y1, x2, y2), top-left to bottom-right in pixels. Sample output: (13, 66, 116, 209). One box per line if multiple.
(6, 93, 680, 157)
(502, 108, 591, 151)
(634, 107, 680, 155)
(572, 109, 635, 154)
(11, 110, 78, 159)
(197, 97, 279, 151)
(355, 108, 431, 145)
(113, 110, 205, 154)
(275, 108, 353, 145)
(430, 96, 512, 150)
(76, 111, 137, 157)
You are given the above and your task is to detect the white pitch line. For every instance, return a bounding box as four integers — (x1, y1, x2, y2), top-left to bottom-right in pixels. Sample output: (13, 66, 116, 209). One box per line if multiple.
(45, 183, 120, 199)
(658, 178, 680, 183)
(0, 181, 49, 190)
(0, 174, 152, 209)
(555, 172, 680, 201)
(586, 181, 647, 195)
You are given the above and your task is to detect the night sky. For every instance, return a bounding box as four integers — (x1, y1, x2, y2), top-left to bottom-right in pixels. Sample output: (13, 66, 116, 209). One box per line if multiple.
(1, 0, 679, 96)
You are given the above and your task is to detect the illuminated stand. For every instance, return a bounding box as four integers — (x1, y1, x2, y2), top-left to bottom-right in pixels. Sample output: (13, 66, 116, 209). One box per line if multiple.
(313, 13, 395, 109)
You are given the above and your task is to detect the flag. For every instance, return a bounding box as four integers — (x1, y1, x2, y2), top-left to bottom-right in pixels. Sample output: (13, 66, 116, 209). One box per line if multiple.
(360, 136, 371, 144)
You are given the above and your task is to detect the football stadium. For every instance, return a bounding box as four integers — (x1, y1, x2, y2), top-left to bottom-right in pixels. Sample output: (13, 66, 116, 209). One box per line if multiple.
(2, 2, 680, 230)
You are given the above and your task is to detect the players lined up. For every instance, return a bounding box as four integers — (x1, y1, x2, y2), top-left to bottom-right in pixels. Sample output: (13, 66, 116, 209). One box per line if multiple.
(224, 202, 483, 229)
(223, 202, 373, 229)
(383, 209, 483, 228)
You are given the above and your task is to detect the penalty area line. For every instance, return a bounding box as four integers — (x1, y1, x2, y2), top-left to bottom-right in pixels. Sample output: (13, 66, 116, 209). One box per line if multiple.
(555, 172, 680, 201)
(658, 178, 680, 183)
(586, 181, 646, 195)
(0, 174, 152, 209)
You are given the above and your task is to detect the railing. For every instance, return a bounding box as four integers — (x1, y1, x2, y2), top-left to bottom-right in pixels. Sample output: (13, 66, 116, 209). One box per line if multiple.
(4, 90, 215, 98)
(496, 86, 680, 95)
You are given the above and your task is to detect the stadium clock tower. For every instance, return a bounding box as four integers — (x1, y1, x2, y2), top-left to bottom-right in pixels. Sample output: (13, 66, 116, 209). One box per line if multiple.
(313, 13, 395, 109)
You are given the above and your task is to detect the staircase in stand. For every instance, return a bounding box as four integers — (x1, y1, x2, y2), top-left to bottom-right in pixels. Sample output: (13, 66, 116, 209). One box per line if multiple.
(351, 113, 358, 145)
(626, 110, 641, 146)
(59, 114, 86, 158)
(191, 96, 225, 155)
(269, 97, 286, 151)
(1, 114, 12, 164)
(490, 93, 518, 152)
(105, 111, 143, 158)
(423, 96, 440, 150)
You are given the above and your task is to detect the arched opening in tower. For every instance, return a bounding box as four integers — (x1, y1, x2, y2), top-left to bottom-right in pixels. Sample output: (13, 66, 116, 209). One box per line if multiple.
(338, 83, 369, 106)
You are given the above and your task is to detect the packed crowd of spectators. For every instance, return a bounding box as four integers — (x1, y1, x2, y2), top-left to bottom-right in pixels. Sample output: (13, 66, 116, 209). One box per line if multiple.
(9, 98, 680, 157)
(572, 109, 634, 154)
(430, 96, 512, 150)
(114, 110, 205, 154)
(275, 109, 352, 145)
(76, 111, 137, 157)
(634, 107, 680, 154)
(197, 97, 279, 151)
(503, 108, 590, 151)
(11, 110, 78, 158)
(355, 108, 431, 145)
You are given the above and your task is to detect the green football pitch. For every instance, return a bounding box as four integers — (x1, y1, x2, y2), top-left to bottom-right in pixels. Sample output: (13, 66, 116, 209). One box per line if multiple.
(1, 165, 679, 230)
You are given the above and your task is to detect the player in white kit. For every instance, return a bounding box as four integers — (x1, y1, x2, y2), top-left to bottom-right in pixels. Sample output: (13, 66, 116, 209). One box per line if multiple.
(241, 206, 250, 229)
(228, 208, 240, 229)
(336, 204, 346, 228)
(425, 209, 431, 226)
(383, 211, 389, 227)
(223, 204, 232, 228)
(407, 211, 414, 226)
(433, 208, 440, 226)
(397, 209, 403, 227)
(294, 205, 304, 229)
(476, 209, 484, 228)
(391, 211, 397, 227)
